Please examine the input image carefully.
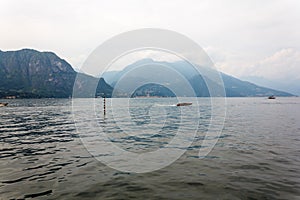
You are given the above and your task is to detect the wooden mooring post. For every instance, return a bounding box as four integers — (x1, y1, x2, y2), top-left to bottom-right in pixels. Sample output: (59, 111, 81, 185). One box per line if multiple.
(103, 96, 106, 115)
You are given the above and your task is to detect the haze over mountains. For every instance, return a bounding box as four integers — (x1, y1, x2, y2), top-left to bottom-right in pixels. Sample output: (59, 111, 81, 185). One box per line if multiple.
(0, 49, 294, 98)
(103, 58, 294, 97)
(241, 75, 300, 97)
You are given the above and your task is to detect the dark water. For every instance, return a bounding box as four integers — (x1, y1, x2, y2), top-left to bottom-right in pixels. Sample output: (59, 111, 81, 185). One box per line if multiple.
(0, 98, 299, 199)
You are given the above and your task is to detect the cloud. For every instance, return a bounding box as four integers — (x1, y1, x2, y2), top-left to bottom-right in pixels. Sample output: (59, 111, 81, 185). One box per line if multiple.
(204, 46, 254, 77)
(205, 46, 300, 84)
(1, 0, 300, 85)
(249, 48, 300, 81)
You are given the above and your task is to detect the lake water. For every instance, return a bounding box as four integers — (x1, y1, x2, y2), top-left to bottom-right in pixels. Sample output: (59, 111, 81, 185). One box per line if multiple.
(0, 98, 299, 199)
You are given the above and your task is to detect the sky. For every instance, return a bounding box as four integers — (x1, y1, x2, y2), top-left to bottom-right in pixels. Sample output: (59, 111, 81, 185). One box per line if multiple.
(0, 0, 300, 90)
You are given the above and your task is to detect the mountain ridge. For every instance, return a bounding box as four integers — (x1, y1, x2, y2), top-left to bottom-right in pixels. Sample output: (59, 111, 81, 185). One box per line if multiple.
(0, 49, 113, 98)
(0, 49, 295, 98)
(103, 59, 294, 97)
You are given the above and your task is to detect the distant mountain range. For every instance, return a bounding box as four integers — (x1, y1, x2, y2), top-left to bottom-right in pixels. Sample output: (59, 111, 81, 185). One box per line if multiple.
(0, 49, 113, 98)
(103, 59, 294, 97)
(0, 49, 294, 98)
(241, 75, 300, 96)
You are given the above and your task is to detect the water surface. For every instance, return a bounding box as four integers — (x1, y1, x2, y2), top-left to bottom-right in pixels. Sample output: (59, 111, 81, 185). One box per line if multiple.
(0, 98, 299, 199)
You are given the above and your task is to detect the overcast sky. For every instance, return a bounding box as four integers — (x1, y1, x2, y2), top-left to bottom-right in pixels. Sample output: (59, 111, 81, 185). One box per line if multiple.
(1, 0, 300, 83)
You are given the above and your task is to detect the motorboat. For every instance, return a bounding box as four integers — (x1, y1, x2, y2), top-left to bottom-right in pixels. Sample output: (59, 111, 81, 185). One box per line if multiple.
(176, 102, 192, 106)
(268, 95, 276, 99)
(0, 103, 8, 107)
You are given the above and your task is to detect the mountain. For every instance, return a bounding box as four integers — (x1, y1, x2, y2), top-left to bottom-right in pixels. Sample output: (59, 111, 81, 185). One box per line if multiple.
(103, 59, 294, 97)
(131, 83, 176, 97)
(0, 50, 294, 98)
(0, 49, 113, 98)
(241, 76, 300, 96)
(220, 73, 292, 97)
(103, 58, 199, 86)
